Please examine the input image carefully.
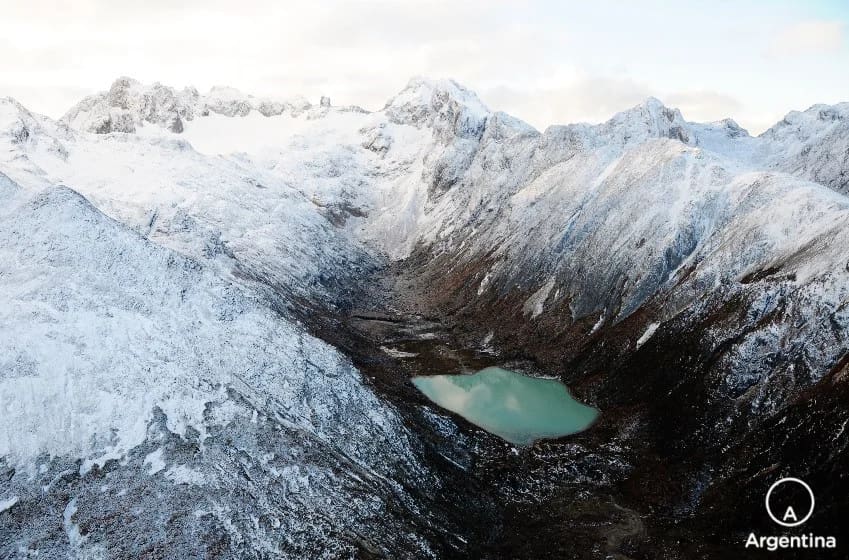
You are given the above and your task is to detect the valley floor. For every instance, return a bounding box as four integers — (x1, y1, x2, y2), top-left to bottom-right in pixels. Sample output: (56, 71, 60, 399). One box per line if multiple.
(298, 260, 849, 559)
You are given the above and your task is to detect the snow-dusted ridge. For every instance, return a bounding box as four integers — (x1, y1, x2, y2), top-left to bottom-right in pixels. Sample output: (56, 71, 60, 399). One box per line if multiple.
(62, 76, 310, 133)
(62, 76, 368, 136)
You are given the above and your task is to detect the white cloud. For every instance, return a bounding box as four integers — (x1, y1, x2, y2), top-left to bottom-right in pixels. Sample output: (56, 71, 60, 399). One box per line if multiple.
(665, 91, 743, 123)
(482, 77, 653, 129)
(768, 20, 845, 56)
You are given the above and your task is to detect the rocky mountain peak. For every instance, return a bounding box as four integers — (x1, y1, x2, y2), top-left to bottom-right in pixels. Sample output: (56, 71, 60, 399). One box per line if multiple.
(602, 96, 695, 146)
(383, 77, 490, 140)
(762, 102, 849, 142)
(0, 96, 47, 146)
(760, 102, 849, 193)
(713, 117, 749, 138)
(62, 78, 315, 134)
(62, 77, 198, 134)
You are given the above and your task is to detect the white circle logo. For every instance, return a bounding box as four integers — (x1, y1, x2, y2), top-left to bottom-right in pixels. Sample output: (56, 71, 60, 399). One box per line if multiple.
(765, 477, 815, 527)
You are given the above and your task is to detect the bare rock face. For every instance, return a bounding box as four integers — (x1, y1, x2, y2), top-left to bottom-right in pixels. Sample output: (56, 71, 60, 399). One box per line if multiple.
(715, 117, 748, 138)
(168, 115, 184, 133)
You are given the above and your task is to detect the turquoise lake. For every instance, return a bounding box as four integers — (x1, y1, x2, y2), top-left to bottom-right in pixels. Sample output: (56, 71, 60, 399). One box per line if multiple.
(412, 366, 598, 446)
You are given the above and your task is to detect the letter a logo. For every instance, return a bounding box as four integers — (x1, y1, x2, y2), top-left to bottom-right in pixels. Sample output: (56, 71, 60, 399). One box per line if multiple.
(783, 507, 797, 523)
(765, 478, 815, 528)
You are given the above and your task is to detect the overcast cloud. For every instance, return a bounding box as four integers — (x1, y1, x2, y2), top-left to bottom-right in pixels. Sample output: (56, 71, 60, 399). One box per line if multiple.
(1, 0, 847, 134)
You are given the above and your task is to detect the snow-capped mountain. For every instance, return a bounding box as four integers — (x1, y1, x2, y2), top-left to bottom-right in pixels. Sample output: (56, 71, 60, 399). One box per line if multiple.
(2, 76, 849, 557)
(762, 102, 849, 194)
(62, 77, 367, 136)
(63, 76, 307, 134)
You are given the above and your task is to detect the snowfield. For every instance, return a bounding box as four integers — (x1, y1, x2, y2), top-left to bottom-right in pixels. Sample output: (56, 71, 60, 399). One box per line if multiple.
(2, 75, 849, 557)
(0, 184, 407, 466)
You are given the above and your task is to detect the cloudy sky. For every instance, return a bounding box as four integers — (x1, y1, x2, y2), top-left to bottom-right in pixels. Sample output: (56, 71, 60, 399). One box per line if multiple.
(1, 0, 847, 134)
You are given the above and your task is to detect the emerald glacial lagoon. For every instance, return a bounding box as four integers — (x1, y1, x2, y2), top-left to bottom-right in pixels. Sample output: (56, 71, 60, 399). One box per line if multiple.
(412, 366, 598, 445)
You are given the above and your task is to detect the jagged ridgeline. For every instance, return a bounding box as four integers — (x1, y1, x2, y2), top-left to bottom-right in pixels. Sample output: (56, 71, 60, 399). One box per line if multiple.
(1, 76, 848, 558)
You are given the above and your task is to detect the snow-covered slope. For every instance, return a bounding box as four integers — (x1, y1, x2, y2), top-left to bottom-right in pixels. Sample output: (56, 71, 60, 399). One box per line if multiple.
(1, 95, 377, 307)
(761, 102, 849, 194)
(0, 183, 438, 557)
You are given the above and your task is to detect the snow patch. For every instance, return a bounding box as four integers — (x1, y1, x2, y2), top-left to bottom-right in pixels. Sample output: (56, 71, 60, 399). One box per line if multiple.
(165, 464, 207, 485)
(143, 448, 166, 475)
(379, 346, 419, 358)
(0, 496, 19, 513)
(636, 323, 660, 349)
(63, 498, 86, 548)
(523, 278, 556, 319)
(80, 448, 126, 476)
(590, 311, 607, 334)
(477, 271, 492, 296)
